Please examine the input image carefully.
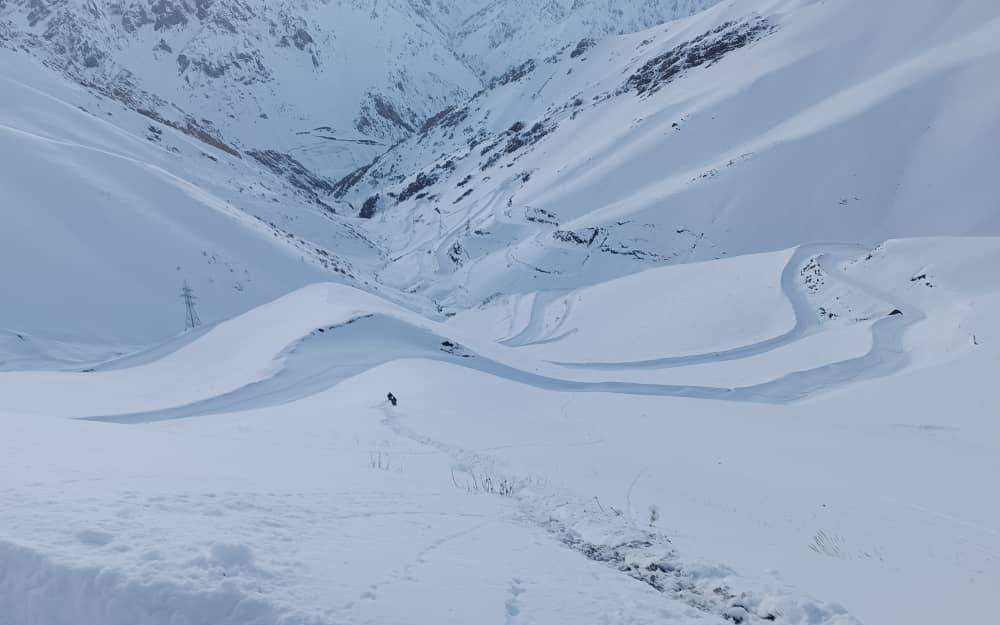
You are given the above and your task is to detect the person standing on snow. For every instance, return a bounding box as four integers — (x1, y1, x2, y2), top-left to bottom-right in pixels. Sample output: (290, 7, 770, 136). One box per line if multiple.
(387, 392, 397, 407)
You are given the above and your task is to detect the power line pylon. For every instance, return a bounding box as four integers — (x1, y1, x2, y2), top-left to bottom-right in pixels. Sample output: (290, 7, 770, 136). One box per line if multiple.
(181, 281, 202, 330)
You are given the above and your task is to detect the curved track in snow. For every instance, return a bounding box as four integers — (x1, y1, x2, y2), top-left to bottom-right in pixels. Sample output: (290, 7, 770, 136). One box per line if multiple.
(550, 244, 863, 369)
(83, 243, 921, 423)
(499, 289, 576, 347)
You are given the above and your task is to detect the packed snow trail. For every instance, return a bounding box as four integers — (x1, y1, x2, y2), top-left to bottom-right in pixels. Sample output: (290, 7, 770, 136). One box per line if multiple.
(84, 243, 919, 423)
(377, 403, 862, 625)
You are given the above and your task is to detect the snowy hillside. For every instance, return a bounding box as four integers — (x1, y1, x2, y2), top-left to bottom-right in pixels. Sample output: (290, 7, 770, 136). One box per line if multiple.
(337, 0, 1000, 309)
(446, 0, 722, 77)
(2, 238, 1000, 625)
(2, 0, 1000, 624)
(0, 0, 717, 178)
(0, 0, 485, 177)
(0, 44, 395, 355)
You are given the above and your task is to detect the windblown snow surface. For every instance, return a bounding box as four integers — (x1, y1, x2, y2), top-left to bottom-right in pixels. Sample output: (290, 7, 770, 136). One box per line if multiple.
(2, 1, 1000, 625)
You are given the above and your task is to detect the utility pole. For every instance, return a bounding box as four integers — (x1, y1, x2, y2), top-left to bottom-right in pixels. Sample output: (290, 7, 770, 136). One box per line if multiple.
(180, 281, 201, 330)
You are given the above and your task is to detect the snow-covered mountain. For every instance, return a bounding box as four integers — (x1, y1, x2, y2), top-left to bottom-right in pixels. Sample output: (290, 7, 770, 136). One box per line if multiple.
(335, 0, 1000, 309)
(0, 0, 742, 348)
(0, 0, 482, 177)
(0, 0, 720, 178)
(444, 0, 722, 77)
(0, 48, 376, 351)
(2, 1, 1000, 625)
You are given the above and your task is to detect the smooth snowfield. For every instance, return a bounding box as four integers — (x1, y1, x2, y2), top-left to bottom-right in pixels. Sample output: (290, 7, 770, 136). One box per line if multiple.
(2, 238, 999, 625)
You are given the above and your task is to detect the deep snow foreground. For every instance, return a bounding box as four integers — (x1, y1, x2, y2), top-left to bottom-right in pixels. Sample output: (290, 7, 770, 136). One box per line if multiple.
(2, 238, 999, 625)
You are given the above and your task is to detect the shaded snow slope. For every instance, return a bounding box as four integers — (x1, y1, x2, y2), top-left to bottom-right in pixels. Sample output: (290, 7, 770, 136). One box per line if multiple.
(0, 48, 394, 348)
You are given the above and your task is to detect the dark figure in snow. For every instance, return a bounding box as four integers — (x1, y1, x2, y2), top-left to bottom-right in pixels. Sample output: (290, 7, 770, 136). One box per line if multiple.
(387, 392, 398, 407)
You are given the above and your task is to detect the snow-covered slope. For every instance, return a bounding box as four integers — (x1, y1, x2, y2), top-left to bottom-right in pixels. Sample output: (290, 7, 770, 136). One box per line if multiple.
(0, 0, 484, 177)
(2, 237, 999, 625)
(0, 0, 764, 356)
(2, 0, 1000, 624)
(447, 0, 723, 77)
(0, 0, 719, 179)
(336, 0, 1000, 310)
(0, 45, 393, 352)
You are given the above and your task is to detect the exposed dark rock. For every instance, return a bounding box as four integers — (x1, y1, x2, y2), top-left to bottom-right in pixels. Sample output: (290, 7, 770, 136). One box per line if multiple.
(525, 206, 558, 225)
(194, 0, 214, 21)
(331, 161, 373, 198)
(625, 18, 774, 96)
(177, 49, 271, 82)
(570, 38, 595, 59)
(136, 107, 241, 158)
(447, 241, 465, 265)
(292, 27, 313, 49)
(359, 194, 379, 219)
(553, 227, 601, 246)
(479, 151, 502, 170)
(503, 120, 554, 155)
(487, 59, 536, 90)
(150, 0, 189, 31)
(247, 149, 337, 210)
(440, 340, 472, 358)
(371, 93, 414, 132)
(435, 159, 456, 173)
(453, 188, 473, 204)
(397, 172, 439, 203)
(420, 105, 468, 134)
